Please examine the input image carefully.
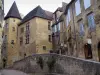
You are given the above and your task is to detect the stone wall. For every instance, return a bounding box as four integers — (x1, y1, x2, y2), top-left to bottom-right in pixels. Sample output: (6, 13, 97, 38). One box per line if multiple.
(10, 54, 100, 75)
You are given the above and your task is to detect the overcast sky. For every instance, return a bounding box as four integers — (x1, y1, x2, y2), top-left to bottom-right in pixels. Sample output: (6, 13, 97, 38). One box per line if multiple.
(4, 0, 71, 16)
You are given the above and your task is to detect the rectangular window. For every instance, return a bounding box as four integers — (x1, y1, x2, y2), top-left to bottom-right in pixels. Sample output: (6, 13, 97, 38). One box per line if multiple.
(84, 0, 91, 9)
(26, 22, 30, 44)
(5, 23, 8, 28)
(58, 23, 60, 31)
(20, 27, 24, 34)
(11, 40, 14, 44)
(68, 9, 71, 21)
(78, 20, 84, 36)
(12, 27, 15, 31)
(49, 35, 52, 42)
(20, 37, 23, 45)
(48, 21, 51, 30)
(87, 13, 96, 31)
(52, 25, 57, 33)
(75, 0, 81, 16)
(55, 25, 57, 32)
(57, 23, 60, 31)
(26, 35, 29, 44)
(66, 9, 71, 27)
(43, 46, 46, 50)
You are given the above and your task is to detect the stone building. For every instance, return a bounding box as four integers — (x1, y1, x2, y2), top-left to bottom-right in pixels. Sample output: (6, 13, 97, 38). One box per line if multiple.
(2, 1, 22, 66)
(2, 1, 53, 66)
(52, 0, 100, 61)
(17, 6, 53, 60)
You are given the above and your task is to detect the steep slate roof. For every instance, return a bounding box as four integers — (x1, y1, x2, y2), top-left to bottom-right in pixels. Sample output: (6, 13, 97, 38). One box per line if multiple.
(4, 1, 22, 20)
(20, 6, 53, 25)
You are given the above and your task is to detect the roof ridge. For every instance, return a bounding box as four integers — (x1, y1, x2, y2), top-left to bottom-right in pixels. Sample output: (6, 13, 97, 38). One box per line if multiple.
(20, 6, 53, 25)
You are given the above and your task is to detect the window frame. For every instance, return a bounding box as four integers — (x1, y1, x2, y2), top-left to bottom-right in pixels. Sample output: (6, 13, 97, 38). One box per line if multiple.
(26, 35, 29, 44)
(87, 13, 96, 31)
(20, 27, 24, 34)
(66, 8, 71, 27)
(48, 21, 51, 30)
(84, 0, 91, 9)
(75, 0, 81, 16)
(20, 37, 23, 46)
(48, 35, 52, 42)
(43, 46, 46, 50)
(78, 20, 84, 36)
(11, 40, 14, 44)
(12, 27, 15, 31)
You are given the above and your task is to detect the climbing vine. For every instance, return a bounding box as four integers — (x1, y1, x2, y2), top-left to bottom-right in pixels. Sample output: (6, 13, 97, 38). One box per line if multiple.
(36, 56, 44, 69)
(47, 56, 56, 71)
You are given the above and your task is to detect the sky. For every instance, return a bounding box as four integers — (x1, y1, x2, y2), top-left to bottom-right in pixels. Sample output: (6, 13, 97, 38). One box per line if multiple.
(4, 0, 71, 16)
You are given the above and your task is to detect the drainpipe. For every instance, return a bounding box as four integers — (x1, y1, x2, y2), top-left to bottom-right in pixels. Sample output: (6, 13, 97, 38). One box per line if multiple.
(71, 4, 78, 57)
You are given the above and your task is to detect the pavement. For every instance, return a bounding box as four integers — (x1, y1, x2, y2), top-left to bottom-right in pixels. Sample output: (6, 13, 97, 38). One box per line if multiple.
(0, 69, 29, 75)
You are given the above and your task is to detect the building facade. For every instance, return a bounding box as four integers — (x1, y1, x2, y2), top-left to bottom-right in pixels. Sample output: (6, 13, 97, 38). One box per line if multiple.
(52, 2, 67, 54)
(2, 2, 53, 66)
(52, 0, 100, 61)
(2, 1, 22, 66)
(17, 6, 53, 59)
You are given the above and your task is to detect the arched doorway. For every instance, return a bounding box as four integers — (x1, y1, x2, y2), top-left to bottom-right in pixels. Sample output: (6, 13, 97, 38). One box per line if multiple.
(98, 42, 100, 61)
(84, 43, 93, 59)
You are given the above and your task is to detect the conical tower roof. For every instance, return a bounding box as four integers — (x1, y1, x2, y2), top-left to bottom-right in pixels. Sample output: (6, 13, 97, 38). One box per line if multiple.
(4, 1, 21, 20)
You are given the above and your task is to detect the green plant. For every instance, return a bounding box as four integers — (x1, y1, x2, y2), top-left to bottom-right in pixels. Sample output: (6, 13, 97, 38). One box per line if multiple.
(37, 56, 44, 69)
(47, 56, 56, 71)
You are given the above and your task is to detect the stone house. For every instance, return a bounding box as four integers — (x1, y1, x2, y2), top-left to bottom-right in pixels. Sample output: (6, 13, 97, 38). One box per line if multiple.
(17, 6, 53, 60)
(2, 1, 53, 66)
(2, 1, 22, 66)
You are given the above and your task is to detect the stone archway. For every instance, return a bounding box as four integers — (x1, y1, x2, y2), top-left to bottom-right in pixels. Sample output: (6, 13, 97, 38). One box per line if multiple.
(84, 43, 93, 59)
(98, 41, 100, 61)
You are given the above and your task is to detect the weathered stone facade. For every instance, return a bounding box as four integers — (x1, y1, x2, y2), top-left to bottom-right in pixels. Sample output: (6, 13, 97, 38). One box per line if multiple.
(2, 2, 53, 66)
(18, 17, 52, 60)
(52, 0, 100, 62)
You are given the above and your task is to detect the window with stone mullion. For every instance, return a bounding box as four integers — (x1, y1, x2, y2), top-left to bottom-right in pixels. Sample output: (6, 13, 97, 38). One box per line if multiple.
(87, 13, 96, 31)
